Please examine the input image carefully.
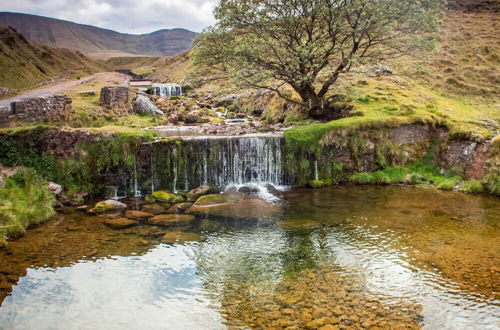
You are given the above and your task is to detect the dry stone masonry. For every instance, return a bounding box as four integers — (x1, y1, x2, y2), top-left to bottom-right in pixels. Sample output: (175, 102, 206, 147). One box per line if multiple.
(10, 94, 72, 122)
(100, 87, 129, 109)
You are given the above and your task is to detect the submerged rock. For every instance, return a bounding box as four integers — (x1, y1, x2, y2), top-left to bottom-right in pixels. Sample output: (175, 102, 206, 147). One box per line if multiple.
(103, 218, 138, 229)
(161, 232, 203, 244)
(141, 203, 168, 215)
(151, 190, 184, 203)
(124, 210, 154, 221)
(148, 214, 195, 227)
(167, 202, 193, 214)
(89, 200, 127, 214)
(187, 198, 282, 220)
(187, 184, 220, 201)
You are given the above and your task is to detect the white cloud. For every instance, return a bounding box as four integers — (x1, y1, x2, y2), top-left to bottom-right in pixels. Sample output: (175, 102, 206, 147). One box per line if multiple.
(0, 0, 217, 33)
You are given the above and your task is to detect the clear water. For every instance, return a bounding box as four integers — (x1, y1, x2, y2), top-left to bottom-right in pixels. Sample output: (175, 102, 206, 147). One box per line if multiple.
(0, 186, 498, 329)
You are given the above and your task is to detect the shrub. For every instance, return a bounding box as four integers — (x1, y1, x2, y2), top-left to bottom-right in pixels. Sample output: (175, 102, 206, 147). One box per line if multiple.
(460, 180, 485, 194)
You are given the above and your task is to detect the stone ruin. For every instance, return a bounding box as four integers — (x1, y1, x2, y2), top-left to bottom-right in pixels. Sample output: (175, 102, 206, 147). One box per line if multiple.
(7, 94, 73, 122)
(100, 86, 129, 109)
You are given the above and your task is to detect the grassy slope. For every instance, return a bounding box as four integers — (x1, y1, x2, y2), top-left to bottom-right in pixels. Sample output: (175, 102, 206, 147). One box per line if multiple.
(285, 3, 499, 149)
(0, 25, 107, 96)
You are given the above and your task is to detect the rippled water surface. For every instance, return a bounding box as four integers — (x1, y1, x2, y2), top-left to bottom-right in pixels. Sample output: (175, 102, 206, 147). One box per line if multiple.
(0, 186, 498, 329)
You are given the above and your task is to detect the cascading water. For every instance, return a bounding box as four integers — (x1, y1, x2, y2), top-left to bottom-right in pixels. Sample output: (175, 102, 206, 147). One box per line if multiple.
(152, 83, 183, 98)
(137, 134, 289, 200)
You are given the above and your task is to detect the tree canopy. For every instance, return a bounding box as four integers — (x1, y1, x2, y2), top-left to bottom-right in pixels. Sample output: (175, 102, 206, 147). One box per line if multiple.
(193, 0, 446, 119)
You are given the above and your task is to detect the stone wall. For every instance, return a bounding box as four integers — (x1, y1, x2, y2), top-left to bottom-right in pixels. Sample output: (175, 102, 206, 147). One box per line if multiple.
(11, 94, 72, 122)
(100, 87, 129, 109)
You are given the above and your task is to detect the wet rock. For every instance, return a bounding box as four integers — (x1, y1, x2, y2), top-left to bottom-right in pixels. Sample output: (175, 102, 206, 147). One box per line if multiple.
(151, 190, 184, 203)
(194, 194, 231, 205)
(167, 202, 193, 214)
(141, 203, 168, 215)
(307, 180, 325, 189)
(187, 184, 221, 201)
(237, 186, 259, 194)
(187, 198, 282, 220)
(161, 232, 202, 244)
(265, 184, 282, 198)
(124, 210, 154, 221)
(103, 218, 138, 229)
(48, 182, 62, 195)
(133, 94, 163, 116)
(88, 200, 127, 214)
(148, 214, 196, 227)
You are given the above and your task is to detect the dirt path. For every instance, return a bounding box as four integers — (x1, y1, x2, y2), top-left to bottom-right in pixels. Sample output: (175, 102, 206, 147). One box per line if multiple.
(0, 73, 129, 108)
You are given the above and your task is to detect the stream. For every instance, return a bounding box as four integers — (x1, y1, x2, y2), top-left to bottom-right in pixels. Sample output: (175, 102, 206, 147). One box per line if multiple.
(0, 186, 498, 329)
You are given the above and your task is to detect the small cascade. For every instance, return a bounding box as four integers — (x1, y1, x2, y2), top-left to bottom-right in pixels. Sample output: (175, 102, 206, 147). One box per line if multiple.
(152, 83, 183, 98)
(314, 160, 319, 181)
(138, 134, 288, 196)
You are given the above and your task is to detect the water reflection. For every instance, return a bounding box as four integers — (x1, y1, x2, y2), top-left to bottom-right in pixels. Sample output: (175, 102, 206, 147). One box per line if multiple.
(0, 186, 498, 329)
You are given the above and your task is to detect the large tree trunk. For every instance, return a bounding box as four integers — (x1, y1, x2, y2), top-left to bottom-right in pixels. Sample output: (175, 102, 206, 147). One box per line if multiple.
(296, 83, 327, 119)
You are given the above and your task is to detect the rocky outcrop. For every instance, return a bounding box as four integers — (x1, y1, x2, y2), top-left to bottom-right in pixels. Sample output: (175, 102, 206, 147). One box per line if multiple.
(441, 141, 492, 179)
(133, 94, 163, 116)
(10, 94, 72, 121)
(100, 86, 129, 109)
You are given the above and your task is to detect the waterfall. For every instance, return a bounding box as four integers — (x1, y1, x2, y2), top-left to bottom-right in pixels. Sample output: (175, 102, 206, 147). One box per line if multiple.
(152, 83, 183, 98)
(139, 134, 288, 197)
(314, 160, 319, 181)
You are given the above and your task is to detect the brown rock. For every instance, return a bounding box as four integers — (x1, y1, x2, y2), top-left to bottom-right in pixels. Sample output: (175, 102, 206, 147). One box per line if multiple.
(124, 210, 154, 221)
(141, 203, 168, 215)
(167, 202, 193, 214)
(103, 218, 138, 229)
(186, 198, 281, 220)
(148, 214, 196, 227)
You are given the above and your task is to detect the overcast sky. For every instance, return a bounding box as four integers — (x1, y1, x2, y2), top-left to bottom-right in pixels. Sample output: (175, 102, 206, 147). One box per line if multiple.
(0, 0, 218, 33)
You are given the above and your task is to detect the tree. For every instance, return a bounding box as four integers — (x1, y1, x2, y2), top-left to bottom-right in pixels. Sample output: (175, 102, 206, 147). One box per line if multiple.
(193, 0, 446, 119)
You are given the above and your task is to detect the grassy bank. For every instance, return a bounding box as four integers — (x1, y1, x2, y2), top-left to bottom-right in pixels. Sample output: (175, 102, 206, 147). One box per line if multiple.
(0, 168, 55, 245)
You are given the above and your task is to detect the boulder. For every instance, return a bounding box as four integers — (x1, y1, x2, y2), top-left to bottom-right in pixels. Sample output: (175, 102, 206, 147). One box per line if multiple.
(194, 194, 230, 205)
(89, 200, 127, 214)
(265, 183, 283, 198)
(151, 190, 184, 203)
(124, 210, 154, 221)
(133, 94, 163, 116)
(167, 202, 193, 214)
(48, 182, 62, 195)
(187, 184, 220, 201)
(103, 218, 138, 229)
(187, 198, 282, 220)
(141, 203, 168, 215)
(162, 232, 203, 244)
(148, 214, 196, 227)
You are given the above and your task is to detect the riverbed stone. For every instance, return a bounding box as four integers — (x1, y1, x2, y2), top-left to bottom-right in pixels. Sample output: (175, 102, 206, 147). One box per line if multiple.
(187, 184, 220, 201)
(103, 218, 138, 229)
(151, 190, 184, 203)
(89, 200, 127, 214)
(187, 198, 282, 220)
(141, 203, 168, 215)
(124, 210, 154, 221)
(161, 231, 202, 244)
(148, 214, 195, 227)
(167, 202, 193, 214)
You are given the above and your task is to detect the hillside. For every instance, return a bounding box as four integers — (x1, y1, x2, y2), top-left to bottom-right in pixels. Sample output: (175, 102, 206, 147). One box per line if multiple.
(0, 25, 106, 96)
(0, 12, 197, 58)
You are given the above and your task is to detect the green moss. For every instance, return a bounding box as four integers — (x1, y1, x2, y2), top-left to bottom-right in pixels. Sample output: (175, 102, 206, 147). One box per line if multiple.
(459, 180, 485, 194)
(307, 180, 325, 189)
(151, 190, 184, 203)
(194, 194, 229, 205)
(0, 168, 55, 245)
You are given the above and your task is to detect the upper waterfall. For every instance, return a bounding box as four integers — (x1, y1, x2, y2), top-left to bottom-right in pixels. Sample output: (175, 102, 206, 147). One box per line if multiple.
(152, 83, 183, 98)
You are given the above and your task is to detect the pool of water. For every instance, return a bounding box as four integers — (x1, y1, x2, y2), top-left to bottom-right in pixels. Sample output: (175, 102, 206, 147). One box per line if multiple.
(0, 186, 498, 329)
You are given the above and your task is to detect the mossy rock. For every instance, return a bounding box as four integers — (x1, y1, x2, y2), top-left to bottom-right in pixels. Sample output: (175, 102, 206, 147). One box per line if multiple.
(459, 180, 485, 194)
(89, 200, 127, 214)
(194, 194, 229, 205)
(151, 190, 184, 203)
(307, 180, 325, 189)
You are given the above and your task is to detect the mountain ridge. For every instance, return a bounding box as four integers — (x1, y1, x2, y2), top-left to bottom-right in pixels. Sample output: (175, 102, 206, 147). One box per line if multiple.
(0, 12, 197, 58)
